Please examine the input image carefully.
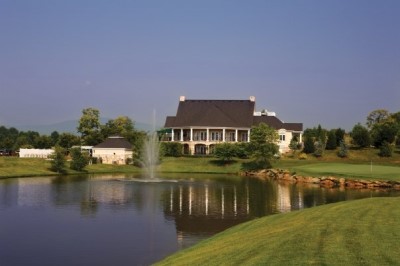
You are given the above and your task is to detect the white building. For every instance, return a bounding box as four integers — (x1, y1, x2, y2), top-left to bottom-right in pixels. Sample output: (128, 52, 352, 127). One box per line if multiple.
(163, 96, 303, 154)
(92, 136, 133, 165)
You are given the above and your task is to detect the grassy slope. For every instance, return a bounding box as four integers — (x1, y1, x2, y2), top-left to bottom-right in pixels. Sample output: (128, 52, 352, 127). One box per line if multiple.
(157, 197, 400, 266)
(1, 148, 399, 179)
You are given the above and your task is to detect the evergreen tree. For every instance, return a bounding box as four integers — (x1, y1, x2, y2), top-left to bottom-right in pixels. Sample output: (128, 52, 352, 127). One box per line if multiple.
(337, 140, 348, 158)
(326, 130, 337, 150)
(303, 137, 315, 154)
(335, 128, 345, 146)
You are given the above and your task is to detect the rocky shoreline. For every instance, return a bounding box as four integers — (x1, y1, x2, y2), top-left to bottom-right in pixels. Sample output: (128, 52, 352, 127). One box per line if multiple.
(241, 169, 400, 190)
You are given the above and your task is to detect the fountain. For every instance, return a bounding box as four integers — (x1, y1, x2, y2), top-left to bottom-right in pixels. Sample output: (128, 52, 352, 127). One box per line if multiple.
(123, 110, 177, 183)
(142, 130, 160, 179)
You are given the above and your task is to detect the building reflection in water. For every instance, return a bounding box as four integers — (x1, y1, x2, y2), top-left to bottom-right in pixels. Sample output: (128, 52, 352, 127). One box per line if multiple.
(2, 174, 400, 251)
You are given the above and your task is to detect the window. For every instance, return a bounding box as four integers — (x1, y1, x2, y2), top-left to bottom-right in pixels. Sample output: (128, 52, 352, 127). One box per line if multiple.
(227, 132, 235, 141)
(279, 134, 286, 141)
(211, 131, 222, 141)
(240, 133, 248, 142)
(194, 131, 207, 141)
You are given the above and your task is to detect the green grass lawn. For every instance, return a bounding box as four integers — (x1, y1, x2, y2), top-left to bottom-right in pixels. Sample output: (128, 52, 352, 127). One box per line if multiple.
(275, 162, 400, 180)
(1, 147, 399, 180)
(0, 157, 141, 178)
(156, 197, 400, 266)
(158, 156, 244, 174)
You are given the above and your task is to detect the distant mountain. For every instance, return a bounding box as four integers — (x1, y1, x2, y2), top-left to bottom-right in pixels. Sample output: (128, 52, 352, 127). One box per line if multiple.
(9, 119, 158, 135)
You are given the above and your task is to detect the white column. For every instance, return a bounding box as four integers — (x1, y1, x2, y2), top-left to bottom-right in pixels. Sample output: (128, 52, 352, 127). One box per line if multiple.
(180, 129, 183, 141)
(190, 128, 193, 141)
(235, 129, 238, 142)
(222, 128, 226, 142)
(206, 128, 209, 142)
(299, 132, 302, 143)
(247, 129, 250, 142)
(171, 129, 174, 142)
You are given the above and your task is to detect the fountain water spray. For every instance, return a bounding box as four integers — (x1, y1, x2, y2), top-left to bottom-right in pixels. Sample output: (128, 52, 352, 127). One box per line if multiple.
(141, 110, 160, 179)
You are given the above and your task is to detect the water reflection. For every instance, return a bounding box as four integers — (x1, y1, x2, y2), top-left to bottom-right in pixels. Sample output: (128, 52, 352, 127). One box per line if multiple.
(0, 174, 399, 265)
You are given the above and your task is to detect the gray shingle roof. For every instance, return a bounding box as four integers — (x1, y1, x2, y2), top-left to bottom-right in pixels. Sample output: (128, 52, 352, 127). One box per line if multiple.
(252, 116, 303, 131)
(93, 136, 132, 149)
(165, 99, 255, 128)
(165, 98, 303, 131)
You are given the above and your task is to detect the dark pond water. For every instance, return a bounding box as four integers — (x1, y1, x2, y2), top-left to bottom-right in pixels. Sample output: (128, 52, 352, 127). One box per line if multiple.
(1, 174, 399, 266)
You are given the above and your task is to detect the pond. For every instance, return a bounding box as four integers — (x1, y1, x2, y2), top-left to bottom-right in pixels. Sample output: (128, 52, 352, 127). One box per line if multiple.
(1, 174, 399, 265)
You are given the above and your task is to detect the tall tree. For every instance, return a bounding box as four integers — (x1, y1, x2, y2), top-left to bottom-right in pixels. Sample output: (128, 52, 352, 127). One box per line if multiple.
(77, 107, 102, 145)
(50, 131, 60, 146)
(303, 137, 315, 154)
(366, 109, 390, 129)
(351, 123, 371, 148)
(335, 128, 345, 147)
(49, 146, 66, 174)
(57, 133, 81, 149)
(101, 116, 135, 139)
(248, 123, 279, 168)
(370, 121, 398, 147)
(34, 135, 53, 149)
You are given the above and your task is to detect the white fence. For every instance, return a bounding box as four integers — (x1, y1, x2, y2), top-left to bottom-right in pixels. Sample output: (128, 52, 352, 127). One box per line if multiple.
(19, 149, 54, 159)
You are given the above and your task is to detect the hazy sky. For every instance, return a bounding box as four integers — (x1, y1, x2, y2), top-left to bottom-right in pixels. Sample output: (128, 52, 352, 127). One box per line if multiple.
(1, 0, 399, 130)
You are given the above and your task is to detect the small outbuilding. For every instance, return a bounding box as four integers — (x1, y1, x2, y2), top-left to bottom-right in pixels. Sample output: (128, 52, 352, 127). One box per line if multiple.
(92, 136, 133, 165)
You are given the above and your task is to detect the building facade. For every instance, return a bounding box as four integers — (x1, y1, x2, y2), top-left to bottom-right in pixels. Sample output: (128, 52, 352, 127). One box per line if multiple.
(92, 136, 133, 164)
(163, 96, 303, 155)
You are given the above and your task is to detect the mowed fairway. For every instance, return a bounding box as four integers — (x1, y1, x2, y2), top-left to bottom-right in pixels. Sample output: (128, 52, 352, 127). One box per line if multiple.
(156, 197, 400, 266)
(284, 163, 400, 181)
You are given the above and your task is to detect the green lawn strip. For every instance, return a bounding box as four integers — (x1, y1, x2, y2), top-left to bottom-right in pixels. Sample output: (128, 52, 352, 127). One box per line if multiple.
(0, 157, 141, 178)
(278, 162, 400, 181)
(1, 156, 399, 181)
(158, 157, 244, 174)
(156, 197, 400, 266)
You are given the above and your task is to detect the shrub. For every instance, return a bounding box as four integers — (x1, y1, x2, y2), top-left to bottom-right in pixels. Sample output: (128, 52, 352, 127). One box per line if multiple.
(337, 140, 348, 158)
(241, 160, 272, 171)
(160, 142, 183, 157)
(214, 143, 238, 162)
(378, 141, 393, 157)
(236, 142, 250, 159)
(70, 148, 89, 171)
(313, 138, 325, 157)
(298, 153, 308, 160)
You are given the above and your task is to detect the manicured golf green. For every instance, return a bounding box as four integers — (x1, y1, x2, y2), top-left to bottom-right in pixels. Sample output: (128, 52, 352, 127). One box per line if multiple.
(156, 197, 400, 266)
(282, 162, 400, 180)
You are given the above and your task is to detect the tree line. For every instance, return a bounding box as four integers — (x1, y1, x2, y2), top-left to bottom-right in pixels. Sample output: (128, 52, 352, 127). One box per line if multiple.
(0, 107, 146, 154)
(301, 109, 400, 158)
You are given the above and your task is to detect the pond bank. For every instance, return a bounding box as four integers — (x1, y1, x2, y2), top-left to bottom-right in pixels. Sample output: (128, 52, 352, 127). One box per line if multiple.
(242, 168, 400, 190)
